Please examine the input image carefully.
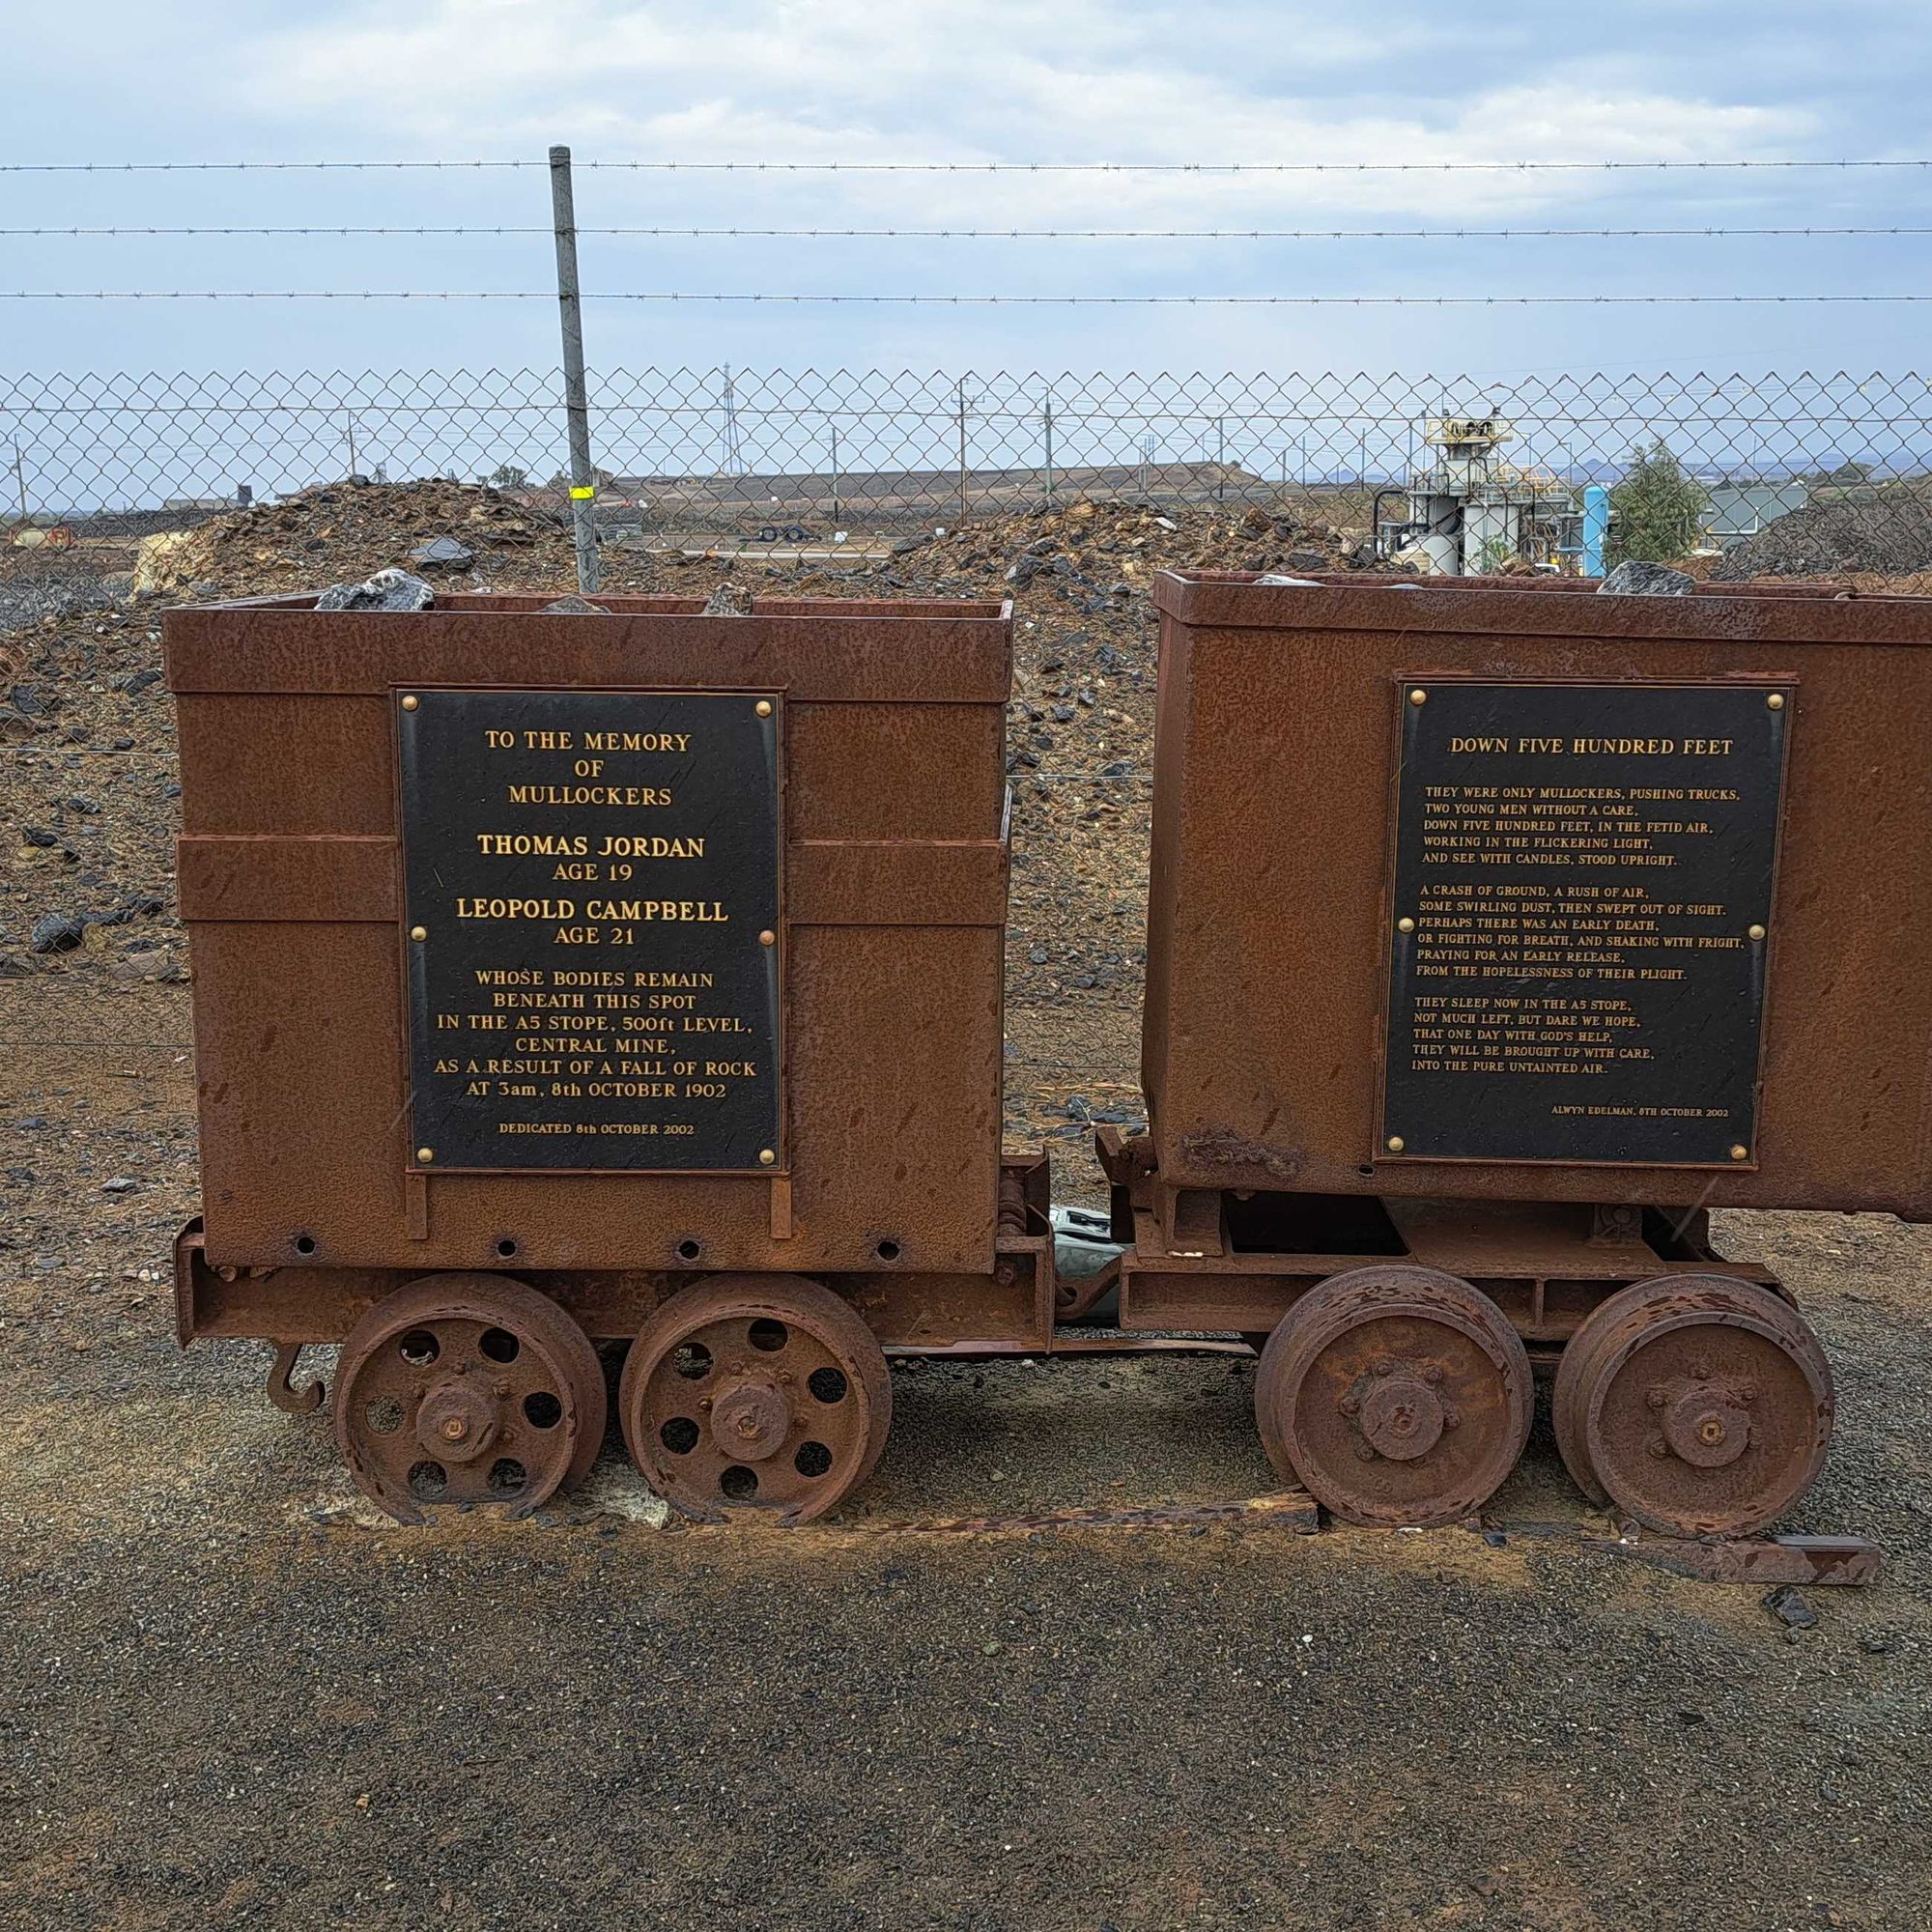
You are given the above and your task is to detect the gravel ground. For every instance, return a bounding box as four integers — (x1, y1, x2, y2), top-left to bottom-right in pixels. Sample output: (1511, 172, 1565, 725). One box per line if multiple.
(1, 1196, 1929, 1931)
(1710, 492, 1932, 581)
(0, 561, 130, 659)
(4, 521, 1932, 1928)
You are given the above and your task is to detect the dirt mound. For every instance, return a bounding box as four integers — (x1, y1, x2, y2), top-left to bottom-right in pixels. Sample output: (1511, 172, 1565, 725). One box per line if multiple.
(1709, 492, 1932, 581)
(895, 497, 1385, 588)
(129, 477, 570, 597)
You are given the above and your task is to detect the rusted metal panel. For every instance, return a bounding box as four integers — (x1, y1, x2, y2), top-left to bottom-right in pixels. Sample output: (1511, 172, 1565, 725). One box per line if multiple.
(1159, 571, 1932, 643)
(1119, 1258, 1777, 1343)
(177, 696, 393, 836)
(786, 838, 1009, 926)
(177, 835, 398, 923)
(174, 1213, 1053, 1358)
(1584, 1529, 1883, 1586)
(178, 695, 1005, 845)
(1143, 571, 1932, 1219)
(219, 590, 1007, 622)
(846, 1266, 1042, 1350)
(186, 921, 1006, 1275)
(787, 703, 1006, 839)
(170, 591, 1012, 1293)
(165, 599, 1012, 703)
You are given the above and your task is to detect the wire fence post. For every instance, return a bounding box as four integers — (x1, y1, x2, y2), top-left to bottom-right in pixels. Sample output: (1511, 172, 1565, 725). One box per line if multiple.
(1042, 385, 1055, 503)
(549, 142, 600, 594)
(955, 377, 971, 524)
(830, 421, 840, 524)
(11, 440, 27, 524)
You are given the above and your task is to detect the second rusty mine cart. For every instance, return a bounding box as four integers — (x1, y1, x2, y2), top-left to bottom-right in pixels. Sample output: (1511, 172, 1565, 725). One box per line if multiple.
(1108, 569, 1932, 1537)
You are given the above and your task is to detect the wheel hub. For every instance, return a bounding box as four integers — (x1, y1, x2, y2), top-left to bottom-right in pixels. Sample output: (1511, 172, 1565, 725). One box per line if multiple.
(1661, 1386, 1752, 1468)
(710, 1378, 792, 1462)
(415, 1378, 500, 1464)
(1354, 1370, 1445, 1462)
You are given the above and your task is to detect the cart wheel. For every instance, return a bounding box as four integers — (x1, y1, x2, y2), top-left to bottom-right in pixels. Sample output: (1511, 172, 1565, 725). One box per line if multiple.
(332, 1274, 606, 1523)
(1255, 1264, 1533, 1527)
(620, 1276, 891, 1523)
(1553, 1275, 1833, 1537)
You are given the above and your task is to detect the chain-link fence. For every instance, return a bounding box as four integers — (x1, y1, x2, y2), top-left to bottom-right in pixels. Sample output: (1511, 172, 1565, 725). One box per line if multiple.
(7, 366, 1932, 579)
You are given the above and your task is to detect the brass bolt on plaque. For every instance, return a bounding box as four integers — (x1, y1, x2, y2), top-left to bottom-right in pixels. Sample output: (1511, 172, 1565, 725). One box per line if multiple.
(758, 929, 777, 947)
(401, 695, 419, 712)
(758, 1149, 777, 1166)
(1397, 917, 1416, 934)
(410, 925, 428, 943)
(1766, 694, 1785, 710)
(1407, 689, 1428, 706)
(416, 1148, 436, 1164)
(755, 699, 774, 718)
(1748, 923, 1767, 941)
(1386, 1135, 1406, 1153)
(1729, 1145, 1749, 1161)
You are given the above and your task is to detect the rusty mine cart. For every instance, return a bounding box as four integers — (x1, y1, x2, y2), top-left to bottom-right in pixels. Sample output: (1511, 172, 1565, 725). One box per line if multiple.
(164, 574, 1931, 1580)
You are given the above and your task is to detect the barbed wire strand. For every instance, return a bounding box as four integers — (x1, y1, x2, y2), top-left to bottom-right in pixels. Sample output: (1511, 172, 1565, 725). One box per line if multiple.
(3, 157, 1929, 174)
(8, 291, 1931, 305)
(582, 158, 1932, 175)
(15, 406, 1888, 429)
(7, 224, 1929, 241)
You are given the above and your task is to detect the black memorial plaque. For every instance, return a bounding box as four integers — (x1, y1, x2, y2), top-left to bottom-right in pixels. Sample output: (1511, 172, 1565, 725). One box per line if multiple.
(398, 688, 781, 1171)
(1380, 680, 1789, 1166)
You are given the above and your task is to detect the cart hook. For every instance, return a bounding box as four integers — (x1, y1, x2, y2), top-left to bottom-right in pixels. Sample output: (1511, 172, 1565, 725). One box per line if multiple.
(267, 1342, 326, 1415)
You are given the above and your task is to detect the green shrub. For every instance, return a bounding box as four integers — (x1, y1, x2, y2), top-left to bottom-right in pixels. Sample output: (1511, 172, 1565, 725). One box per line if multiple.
(1607, 440, 1706, 566)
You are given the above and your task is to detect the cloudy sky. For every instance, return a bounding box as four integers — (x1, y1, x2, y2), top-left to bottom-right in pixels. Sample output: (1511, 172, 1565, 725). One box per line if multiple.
(4, 2, 1929, 503)
(7, 0, 1928, 376)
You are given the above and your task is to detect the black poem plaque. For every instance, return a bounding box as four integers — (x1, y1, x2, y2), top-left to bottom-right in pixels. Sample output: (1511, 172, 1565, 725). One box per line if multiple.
(398, 688, 782, 1171)
(1380, 680, 1790, 1166)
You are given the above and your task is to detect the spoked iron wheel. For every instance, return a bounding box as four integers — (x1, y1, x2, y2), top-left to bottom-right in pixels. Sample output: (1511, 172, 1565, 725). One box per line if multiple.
(1553, 1275, 1833, 1538)
(1256, 1264, 1533, 1527)
(619, 1276, 891, 1523)
(332, 1274, 606, 1522)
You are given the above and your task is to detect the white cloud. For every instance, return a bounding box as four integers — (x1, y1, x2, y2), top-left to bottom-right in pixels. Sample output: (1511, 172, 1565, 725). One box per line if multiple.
(237, 0, 1814, 223)
(7, 0, 1914, 381)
